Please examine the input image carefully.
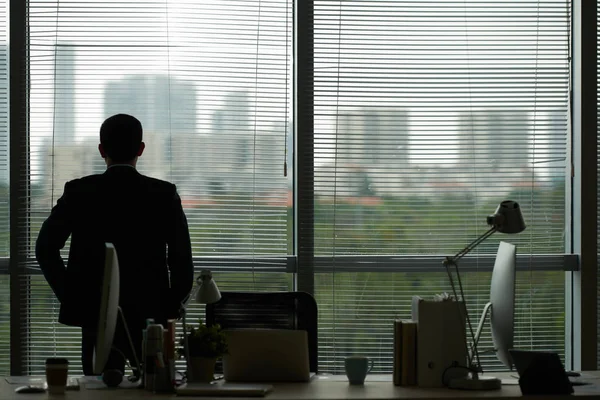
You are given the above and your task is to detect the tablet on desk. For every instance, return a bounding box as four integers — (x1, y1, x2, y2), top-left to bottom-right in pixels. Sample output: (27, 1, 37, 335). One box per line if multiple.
(509, 349, 574, 395)
(176, 382, 273, 397)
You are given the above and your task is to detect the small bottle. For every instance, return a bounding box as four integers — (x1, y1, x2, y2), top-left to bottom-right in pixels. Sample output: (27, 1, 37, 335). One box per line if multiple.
(141, 319, 155, 388)
(153, 350, 174, 393)
(144, 324, 163, 391)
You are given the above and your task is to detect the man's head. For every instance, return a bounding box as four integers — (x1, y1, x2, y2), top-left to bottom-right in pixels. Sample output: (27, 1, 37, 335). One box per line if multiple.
(99, 114, 145, 165)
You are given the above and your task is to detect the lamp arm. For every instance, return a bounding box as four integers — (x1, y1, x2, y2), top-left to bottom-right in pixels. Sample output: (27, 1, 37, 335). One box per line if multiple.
(470, 302, 492, 366)
(445, 227, 497, 265)
(443, 226, 497, 378)
(444, 259, 481, 374)
(181, 283, 202, 311)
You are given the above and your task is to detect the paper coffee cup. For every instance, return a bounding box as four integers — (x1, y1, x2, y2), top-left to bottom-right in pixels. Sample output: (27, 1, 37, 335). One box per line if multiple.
(45, 358, 68, 394)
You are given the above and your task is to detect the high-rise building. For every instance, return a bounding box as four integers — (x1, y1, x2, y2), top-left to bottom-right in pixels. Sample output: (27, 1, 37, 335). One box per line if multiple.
(53, 43, 76, 145)
(210, 90, 252, 169)
(103, 74, 197, 133)
(458, 110, 530, 172)
(206, 90, 251, 193)
(541, 109, 568, 183)
(203, 90, 287, 194)
(455, 109, 532, 201)
(337, 108, 409, 168)
(102, 74, 198, 185)
(330, 107, 410, 196)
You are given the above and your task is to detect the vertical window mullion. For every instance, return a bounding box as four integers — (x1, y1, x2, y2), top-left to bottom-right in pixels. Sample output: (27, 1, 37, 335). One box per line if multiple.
(296, 0, 316, 295)
(9, 0, 29, 376)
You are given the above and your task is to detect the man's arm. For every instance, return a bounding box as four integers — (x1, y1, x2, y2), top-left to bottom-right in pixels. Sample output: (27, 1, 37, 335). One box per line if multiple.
(35, 182, 73, 303)
(167, 186, 194, 309)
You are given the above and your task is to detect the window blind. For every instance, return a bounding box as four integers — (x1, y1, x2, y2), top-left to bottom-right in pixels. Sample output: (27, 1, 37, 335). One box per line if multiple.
(16, 0, 573, 376)
(0, 277, 8, 375)
(312, 0, 570, 373)
(596, 0, 600, 370)
(0, 0, 8, 375)
(22, 0, 292, 374)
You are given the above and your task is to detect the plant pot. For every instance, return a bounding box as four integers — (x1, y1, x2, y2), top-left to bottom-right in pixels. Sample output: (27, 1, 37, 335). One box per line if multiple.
(188, 356, 217, 383)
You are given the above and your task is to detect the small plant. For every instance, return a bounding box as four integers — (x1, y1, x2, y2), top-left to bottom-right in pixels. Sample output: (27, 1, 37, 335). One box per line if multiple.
(179, 319, 228, 359)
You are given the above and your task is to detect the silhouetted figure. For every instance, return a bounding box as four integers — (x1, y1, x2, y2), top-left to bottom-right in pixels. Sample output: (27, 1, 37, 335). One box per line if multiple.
(36, 114, 194, 375)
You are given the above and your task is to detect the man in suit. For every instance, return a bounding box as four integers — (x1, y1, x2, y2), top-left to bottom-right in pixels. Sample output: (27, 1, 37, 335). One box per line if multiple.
(36, 113, 194, 376)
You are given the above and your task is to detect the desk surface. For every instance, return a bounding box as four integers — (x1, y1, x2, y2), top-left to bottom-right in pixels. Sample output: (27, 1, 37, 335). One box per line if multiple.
(2, 373, 600, 400)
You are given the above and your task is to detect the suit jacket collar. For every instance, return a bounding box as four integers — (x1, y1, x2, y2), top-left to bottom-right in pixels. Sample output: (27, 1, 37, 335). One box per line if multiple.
(104, 164, 141, 176)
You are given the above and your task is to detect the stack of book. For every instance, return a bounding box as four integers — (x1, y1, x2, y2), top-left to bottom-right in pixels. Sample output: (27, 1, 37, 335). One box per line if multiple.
(393, 319, 417, 386)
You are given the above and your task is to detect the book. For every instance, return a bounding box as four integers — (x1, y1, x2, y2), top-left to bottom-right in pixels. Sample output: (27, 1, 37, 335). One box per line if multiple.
(393, 319, 417, 386)
(393, 320, 402, 385)
(412, 295, 467, 387)
(400, 320, 417, 385)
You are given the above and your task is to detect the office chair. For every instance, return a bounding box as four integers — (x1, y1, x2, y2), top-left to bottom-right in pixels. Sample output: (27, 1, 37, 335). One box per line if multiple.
(206, 291, 319, 373)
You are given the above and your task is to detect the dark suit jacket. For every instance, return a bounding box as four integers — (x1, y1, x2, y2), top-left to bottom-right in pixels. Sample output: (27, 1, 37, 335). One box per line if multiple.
(35, 165, 194, 328)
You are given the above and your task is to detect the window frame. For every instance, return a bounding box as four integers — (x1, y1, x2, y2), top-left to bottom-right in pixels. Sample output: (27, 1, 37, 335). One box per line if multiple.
(7, 0, 594, 375)
(566, 0, 597, 372)
(9, 0, 29, 376)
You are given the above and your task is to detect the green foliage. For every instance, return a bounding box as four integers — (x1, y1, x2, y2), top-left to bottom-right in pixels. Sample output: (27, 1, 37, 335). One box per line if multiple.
(179, 319, 228, 358)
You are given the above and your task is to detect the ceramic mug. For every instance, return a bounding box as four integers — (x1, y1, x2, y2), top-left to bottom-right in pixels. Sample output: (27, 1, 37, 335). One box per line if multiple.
(45, 358, 69, 394)
(344, 356, 374, 385)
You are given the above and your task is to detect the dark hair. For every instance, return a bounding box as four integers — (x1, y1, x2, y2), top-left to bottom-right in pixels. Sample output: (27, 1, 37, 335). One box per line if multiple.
(100, 114, 143, 163)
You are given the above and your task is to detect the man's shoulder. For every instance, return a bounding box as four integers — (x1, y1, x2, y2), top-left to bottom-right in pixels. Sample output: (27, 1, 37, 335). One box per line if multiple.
(65, 173, 177, 201)
(139, 174, 177, 193)
(68, 173, 175, 188)
(64, 174, 103, 190)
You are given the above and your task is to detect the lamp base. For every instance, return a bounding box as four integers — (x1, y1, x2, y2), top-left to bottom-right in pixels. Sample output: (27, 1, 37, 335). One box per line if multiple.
(448, 375, 501, 390)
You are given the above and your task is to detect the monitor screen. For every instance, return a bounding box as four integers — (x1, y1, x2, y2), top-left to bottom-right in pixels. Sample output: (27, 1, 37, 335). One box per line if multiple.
(490, 241, 516, 369)
(93, 243, 120, 375)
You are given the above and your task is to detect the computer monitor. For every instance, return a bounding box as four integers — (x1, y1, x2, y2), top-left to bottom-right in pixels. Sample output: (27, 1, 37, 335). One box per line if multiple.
(93, 243, 120, 375)
(472, 241, 516, 369)
(489, 241, 516, 368)
(93, 243, 140, 379)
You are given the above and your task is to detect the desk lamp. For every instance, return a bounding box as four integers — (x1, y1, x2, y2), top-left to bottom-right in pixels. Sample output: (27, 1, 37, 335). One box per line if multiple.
(443, 200, 525, 390)
(195, 270, 222, 304)
(182, 270, 221, 379)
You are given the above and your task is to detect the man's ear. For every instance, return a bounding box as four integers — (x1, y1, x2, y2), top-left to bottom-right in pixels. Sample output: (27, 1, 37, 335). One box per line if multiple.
(98, 143, 107, 158)
(137, 142, 145, 157)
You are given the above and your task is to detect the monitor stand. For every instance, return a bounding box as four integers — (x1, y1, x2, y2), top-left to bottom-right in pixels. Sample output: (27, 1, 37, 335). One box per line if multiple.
(117, 306, 142, 382)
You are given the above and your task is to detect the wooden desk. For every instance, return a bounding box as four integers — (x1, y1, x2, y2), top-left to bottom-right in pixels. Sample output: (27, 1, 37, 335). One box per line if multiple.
(2, 373, 600, 400)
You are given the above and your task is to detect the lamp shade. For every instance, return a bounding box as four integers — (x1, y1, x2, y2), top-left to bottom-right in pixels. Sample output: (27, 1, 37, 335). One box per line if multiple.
(487, 200, 526, 234)
(195, 270, 221, 304)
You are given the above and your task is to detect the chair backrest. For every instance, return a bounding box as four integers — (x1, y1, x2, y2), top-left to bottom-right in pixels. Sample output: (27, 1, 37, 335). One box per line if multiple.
(206, 291, 318, 373)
